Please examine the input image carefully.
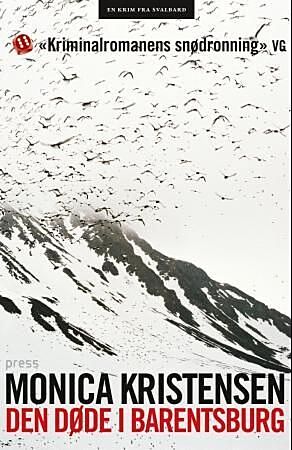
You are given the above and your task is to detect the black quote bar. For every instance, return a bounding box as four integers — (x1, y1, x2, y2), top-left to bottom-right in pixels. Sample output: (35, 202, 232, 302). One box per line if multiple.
(99, 0, 195, 19)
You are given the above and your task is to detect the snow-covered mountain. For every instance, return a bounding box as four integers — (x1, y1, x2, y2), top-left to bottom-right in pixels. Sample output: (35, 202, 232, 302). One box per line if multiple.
(0, 208, 290, 374)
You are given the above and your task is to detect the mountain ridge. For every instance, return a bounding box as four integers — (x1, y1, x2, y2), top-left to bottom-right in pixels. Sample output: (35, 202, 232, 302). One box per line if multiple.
(0, 210, 290, 373)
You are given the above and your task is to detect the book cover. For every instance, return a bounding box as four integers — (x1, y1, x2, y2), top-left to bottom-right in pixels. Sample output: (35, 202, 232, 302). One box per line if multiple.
(0, 0, 290, 448)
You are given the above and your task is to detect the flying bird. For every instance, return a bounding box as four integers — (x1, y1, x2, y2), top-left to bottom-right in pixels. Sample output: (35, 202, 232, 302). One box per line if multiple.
(42, 136, 77, 149)
(216, 193, 234, 200)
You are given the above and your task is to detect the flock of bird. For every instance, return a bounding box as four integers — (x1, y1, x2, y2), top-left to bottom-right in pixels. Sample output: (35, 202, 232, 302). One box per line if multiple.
(0, 0, 290, 230)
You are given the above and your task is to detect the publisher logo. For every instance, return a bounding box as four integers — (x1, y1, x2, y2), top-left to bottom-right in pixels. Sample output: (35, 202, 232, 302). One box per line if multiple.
(99, 0, 195, 19)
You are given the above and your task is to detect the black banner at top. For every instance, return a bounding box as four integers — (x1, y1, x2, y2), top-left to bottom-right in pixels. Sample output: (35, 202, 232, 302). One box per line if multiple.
(99, 0, 195, 19)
